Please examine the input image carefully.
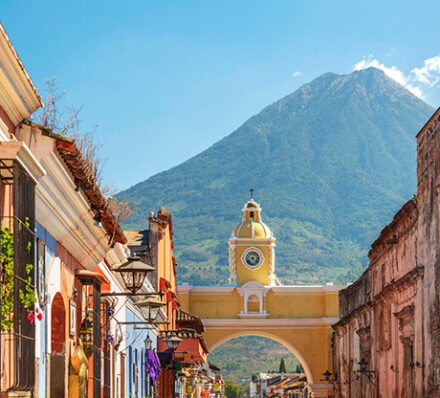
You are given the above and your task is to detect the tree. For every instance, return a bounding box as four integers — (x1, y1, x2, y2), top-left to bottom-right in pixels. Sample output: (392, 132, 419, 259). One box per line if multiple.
(240, 383, 250, 398)
(34, 77, 136, 224)
(225, 381, 240, 398)
(279, 357, 287, 373)
(295, 363, 304, 373)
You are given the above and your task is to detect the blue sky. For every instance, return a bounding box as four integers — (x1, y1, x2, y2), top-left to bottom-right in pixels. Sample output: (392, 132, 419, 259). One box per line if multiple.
(3, 0, 440, 190)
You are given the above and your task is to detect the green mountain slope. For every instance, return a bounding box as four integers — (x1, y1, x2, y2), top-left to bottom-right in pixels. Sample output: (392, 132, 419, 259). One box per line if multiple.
(118, 68, 433, 285)
(208, 336, 301, 385)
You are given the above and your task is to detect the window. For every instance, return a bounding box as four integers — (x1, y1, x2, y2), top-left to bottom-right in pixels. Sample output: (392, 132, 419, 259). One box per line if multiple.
(0, 160, 36, 391)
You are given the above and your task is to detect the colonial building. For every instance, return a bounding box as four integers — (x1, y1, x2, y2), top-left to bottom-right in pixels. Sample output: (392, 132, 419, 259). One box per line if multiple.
(178, 198, 341, 398)
(333, 107, 440, 397)
(0, 22, 161, 398)
(0, 22, 43, 398)
(14, 120, 130, 398)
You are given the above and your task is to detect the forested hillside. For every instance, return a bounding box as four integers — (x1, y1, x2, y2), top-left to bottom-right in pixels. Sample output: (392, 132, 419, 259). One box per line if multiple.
(208, 336, 301, 385)
(118, 68, 433, 285)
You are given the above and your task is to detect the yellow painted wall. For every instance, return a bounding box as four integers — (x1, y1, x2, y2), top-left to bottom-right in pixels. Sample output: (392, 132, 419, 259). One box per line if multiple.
(177, 285, 339, 397)
(266, 291, 339, 318)
(177, 289, 339, 319)
(205, 327, 330, 387)
(234, 244, 273, 286)
(182, 291, 242, 319)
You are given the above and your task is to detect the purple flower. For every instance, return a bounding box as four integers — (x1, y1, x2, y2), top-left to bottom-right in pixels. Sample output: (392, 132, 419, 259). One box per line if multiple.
(108, 306, 114, 318)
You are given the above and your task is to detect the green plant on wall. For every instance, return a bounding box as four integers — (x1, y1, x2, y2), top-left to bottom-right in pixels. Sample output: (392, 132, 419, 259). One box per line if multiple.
(0, 219, 37, 332)
(1, 226, 15, 332)
(19, 217, 36, 318)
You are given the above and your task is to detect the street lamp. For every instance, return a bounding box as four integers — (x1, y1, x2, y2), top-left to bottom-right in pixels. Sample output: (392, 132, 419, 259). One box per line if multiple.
(321, 370, 332, 382)
(165, 335, 182, 352)
(135, 297, 166, 322)
(145, 334, 153, 350)
(320, 370, 337, 383)
(112, 256, 155, 294)
(358, 358, 371, 373)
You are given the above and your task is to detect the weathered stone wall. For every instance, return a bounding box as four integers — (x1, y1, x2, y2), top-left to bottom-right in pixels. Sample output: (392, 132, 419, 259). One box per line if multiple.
(334, 108, 440, 397)
(338, 271, 370, 319)
(416, 108, 440, 396)
(334, 196, 423, 397)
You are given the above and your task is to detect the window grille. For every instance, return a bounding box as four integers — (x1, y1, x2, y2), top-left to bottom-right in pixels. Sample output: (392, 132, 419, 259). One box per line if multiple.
(0, 160, 36, 391)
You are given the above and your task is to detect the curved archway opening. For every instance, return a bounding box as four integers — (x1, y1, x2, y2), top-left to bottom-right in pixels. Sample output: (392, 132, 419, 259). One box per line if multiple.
(208, 331, 314, 394)
(51, 292, 66, 353)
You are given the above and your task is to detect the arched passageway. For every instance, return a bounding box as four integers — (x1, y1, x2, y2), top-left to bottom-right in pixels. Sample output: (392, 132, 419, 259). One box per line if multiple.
(209, 331, 314, 385)
(177, 284, 338, 397)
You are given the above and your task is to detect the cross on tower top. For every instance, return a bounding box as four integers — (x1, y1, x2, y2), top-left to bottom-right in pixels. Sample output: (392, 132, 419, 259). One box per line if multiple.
(250, 188, 254, 199)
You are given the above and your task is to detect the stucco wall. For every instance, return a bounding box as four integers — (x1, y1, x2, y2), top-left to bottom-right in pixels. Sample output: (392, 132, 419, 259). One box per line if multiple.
(35, 222, 57, 398)
(333, 196, 423, 397)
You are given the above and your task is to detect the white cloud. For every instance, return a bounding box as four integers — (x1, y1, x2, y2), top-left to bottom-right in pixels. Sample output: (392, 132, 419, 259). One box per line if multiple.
(353, 56, 426, 98)
(292, 71, 303, 77)
(411, 56, 440, 87)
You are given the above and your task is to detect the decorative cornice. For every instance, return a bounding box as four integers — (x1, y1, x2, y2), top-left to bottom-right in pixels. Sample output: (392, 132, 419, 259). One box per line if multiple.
(0, 23, 42, 125)
(237, 313, 270, 319)
(373, 266, 424, 302)
(36, 152, 111, 269)
(368, 200, 417, 261)
(55, 138, 126, 244)
(177, 284, 342, 295)
(177, 286, 236, 295)
(334, 266, 424, 329)
(0, 141, 46, 182)
(203, 317, 339, 328)
(270, 285, 342, 294)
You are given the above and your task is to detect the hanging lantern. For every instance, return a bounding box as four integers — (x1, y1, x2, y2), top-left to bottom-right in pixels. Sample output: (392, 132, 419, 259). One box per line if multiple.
(112, 256, 155, 294)
(79, 313, 94, 358)
(165, 334, 182, 352)
(135, 297, 166, 323)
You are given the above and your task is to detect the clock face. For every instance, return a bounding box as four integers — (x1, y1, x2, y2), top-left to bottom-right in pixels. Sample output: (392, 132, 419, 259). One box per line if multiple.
(245, 251, 261, 267)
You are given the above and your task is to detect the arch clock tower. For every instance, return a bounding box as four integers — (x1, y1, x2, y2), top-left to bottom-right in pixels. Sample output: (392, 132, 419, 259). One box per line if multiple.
(229, 197, 276, 286)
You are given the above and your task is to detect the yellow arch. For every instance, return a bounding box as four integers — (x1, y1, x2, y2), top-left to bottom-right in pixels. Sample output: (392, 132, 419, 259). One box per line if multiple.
(208, 330, 315, 384)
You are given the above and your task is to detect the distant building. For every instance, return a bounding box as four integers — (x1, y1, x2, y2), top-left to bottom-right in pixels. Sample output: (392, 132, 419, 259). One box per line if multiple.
(252, 372, 307, 398)
(333, 107, 440, 397)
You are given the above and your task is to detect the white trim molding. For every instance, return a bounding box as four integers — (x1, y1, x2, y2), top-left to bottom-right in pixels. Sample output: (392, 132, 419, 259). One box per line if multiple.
(0, 23, 42, 124)
(203, 317, 339, 328)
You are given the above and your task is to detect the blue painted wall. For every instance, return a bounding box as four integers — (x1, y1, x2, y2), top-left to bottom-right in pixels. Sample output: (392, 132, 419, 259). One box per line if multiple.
(35, 222, 57, 398)
(125, 307, 158, 398)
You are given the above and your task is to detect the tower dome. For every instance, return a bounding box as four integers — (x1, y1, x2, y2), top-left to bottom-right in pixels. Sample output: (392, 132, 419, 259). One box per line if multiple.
(232, 199, 273, 239)
(229, 197, 276, 286)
